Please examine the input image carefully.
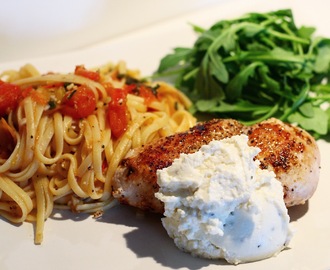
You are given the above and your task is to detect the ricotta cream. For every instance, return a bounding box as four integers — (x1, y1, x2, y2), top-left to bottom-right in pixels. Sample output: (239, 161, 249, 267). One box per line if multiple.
(155, 134, 293, 264)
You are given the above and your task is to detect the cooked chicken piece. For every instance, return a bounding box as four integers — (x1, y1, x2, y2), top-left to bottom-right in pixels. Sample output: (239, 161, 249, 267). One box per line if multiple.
(246, 118, 320, 207)
(112, 118, 320, 213)
(112, 119, 245, 212)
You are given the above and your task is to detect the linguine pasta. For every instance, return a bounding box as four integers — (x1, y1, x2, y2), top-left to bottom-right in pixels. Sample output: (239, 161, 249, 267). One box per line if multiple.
(0, 61, 196, 244)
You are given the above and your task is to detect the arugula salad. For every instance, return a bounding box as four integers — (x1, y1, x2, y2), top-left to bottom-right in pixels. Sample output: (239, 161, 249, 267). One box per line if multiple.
(153, 9, 330, 137)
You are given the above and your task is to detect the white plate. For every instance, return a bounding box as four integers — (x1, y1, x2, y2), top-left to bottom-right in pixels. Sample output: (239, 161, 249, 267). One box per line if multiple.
(1, 0, 330, 269)
(0, 0, 221, 62)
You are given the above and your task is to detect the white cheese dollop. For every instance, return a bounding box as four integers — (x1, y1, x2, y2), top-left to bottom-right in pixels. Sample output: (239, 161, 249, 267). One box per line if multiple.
(155, 134, 293, 264)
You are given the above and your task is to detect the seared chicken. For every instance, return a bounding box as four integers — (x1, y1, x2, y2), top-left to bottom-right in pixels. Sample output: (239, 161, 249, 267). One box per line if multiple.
(112, 118, 320, 213)
(246, 118, 320, 207)
(112, 119, 244, 212)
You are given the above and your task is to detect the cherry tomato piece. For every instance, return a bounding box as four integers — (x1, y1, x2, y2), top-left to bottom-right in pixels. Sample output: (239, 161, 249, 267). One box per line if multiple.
(0, 81, 22, 117)
(21, 86, 48, 105)
(125, 84, 158, 105)
(107, 87, 128, 139)
(61, 85, 96, 119)
(74, 65, 100, 82)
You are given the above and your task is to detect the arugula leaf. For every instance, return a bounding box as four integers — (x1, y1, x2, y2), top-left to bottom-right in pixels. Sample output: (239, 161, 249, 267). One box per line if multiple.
(298, 102, 315, 118)
(225, 61, 263, 100)
(257, 65, 280, 92)
(209, 53, 228, 84)
(288, 107, 328, 135)
(298, 26, 316, 39)
(157, 47, 192, 73)
(314, 46, 330, 73)
(152, 9, 330, 137)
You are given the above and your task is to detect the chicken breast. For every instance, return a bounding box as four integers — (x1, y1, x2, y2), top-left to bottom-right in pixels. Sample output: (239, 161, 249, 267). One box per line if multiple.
(112, 118, 320, 212)
(112, 119, 245, 212)
(246, 118, 320, 207)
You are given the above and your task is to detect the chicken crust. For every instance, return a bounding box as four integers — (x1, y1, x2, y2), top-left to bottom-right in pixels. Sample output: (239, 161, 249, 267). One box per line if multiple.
(112, 118, 320, 213)
(246, 118, 320, 207)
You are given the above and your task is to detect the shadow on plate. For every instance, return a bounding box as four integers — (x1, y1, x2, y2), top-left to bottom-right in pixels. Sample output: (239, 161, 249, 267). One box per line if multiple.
(50, 209, 91, 222)
(99, 204, 229, 269)
(288, 201, 309, 222)
(45, 200, 304, 269)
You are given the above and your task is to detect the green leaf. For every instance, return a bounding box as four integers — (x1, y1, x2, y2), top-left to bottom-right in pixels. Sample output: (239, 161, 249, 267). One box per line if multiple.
(194, 98, 219, 111)
(195, 55, 210, 97)
(196, 99, 271, 113)
(157, 47, 191, 73)
(209, 26, 237, 52)
(298, 102, 314, 118)
(288, 107, 328, 135)
(190, 23, 206, 34)
(262, 47, 305, 64)
(313, 46, 330, 73)
(257, 65, 280, 92)
(225, 62, 263, 100)
(209, 53, 229, 83)
(298, 26, 315, 39)
(208, 73, 226, 99)
(242, 23, 264, 37)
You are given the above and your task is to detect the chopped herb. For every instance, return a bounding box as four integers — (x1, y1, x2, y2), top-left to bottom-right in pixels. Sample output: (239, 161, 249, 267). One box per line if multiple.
(174, 101, 179, 110)
(67, 89, 77, 100)
(150, 84, 160, 97)
(152, 9, 330, 137)
(48, 99, 56, 110)
(125, 75, 140, 84)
